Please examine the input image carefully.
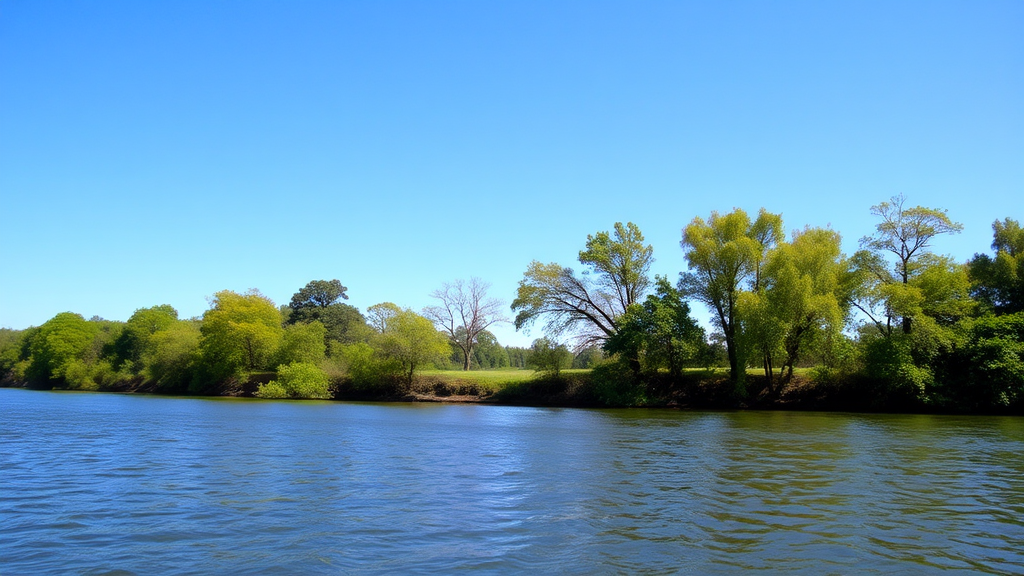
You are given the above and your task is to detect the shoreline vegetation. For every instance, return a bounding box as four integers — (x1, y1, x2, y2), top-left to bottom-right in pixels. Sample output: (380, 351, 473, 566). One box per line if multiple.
(2, 197, 1022, 415)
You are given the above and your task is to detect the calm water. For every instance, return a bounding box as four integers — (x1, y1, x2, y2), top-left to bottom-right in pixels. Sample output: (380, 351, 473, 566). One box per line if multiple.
(1, 388, 1022, 574)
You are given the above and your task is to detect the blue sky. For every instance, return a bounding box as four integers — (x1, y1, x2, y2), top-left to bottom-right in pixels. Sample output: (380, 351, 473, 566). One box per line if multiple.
(1, 0, 1021, 346)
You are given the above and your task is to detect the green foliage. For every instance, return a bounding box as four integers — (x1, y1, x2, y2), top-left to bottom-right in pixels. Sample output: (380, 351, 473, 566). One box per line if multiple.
(112, 305, 178, 371)
(512, 222, 653, 345)
(854, 194, 964, 335)
(933, 312, 1024, 410)
(287, 280, 368, 345)
(336, 341, 401, 391)
(254, 380, 290, 399)
(590, 361, 648, 406)
(679, 208, 783, 394)
(142, 321, 201, 392)
(266, 362, 332, 399)
(860, 334, 935, 407)
(0, 328, 25, 376)
(740, 227, 853, 389)
(572, 346, 604, 369)
(276, 321, 327, 366)
(969, 218, 1024, 315)
(375, 308, 451, 386)
(289, 279, 349, 309)
(366, 302, 401, 333)
(526, 338, 573, 376)
(605, 277, 705, 378)
(25, 312, 101, 386)
(197, 290, 283, 387)
(450, 329, 510, 369)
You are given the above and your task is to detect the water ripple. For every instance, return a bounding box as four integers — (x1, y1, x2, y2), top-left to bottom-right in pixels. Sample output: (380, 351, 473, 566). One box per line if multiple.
(1, 390, 1022, 574)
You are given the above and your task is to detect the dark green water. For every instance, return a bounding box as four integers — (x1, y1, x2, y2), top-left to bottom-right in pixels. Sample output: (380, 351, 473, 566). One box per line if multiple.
(1, 388, 1022, 574)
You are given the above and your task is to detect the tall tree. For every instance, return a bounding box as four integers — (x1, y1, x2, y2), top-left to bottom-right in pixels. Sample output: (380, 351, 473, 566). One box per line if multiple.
(741, 227, 853, 390)
(969, 218, 1024, 315)
(679, 208, 783, 393)
(199, 290, 283, 381)
(856, 195, 963, 335)
(375, 308, 451, 386)
(425, 277, 506, 370)
(287, 280, 367, 344)
(604, 277, 705, 381)
(512, 222, 653, 347)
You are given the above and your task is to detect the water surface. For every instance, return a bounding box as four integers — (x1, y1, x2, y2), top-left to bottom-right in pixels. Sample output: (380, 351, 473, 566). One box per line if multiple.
(1, 388, 1022, 574)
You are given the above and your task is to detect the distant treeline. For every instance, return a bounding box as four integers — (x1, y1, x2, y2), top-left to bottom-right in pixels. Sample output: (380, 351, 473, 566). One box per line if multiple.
(1, 195, 1021, 412)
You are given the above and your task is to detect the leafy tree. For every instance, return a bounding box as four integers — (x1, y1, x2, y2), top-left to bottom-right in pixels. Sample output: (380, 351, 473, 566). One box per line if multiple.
(512, 222, 653, 347)
(604, 277, 705, 380)
(142, 320, 201, 392)
(933, 312, 1024, 411)
(25, 312, 102, 386)
(739, 227, 853, 390)
(679, 208, 783, 394)
(198, 290, 283, 383)
(425, 277, 506, 370)
(855, 194, 964, 335)
(527, 338, 573, 376)
(374, 308, 451, 386)
(969, 218, 1024, 315)
(287, 280, 368, 344)
(276, 321, 327, 366)
(290, 279, 349, 309)
(367, 302, 402, 333)
(505, 345, 532, 368)
(112, 305, 178, 370)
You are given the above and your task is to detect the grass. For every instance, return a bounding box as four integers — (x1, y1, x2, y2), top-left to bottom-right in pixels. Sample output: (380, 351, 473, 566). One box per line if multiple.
(417, 368, 591, 394)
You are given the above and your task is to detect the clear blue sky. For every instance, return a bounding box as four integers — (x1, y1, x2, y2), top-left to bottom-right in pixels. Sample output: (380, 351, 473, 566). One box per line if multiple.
(1, 0, 1021, 346)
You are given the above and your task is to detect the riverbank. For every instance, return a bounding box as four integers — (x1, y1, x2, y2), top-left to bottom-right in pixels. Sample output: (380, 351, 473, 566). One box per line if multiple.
(6, 367, 1019, 415)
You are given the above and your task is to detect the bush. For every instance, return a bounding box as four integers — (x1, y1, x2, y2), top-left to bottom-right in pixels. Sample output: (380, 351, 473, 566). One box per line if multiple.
(255, 381, 289, 399)
(276, 362, 332, 399)
(590, 361, 648, 406)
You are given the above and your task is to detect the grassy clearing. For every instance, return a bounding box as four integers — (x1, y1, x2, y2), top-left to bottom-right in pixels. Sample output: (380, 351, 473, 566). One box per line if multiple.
(417, 368, 590, 393)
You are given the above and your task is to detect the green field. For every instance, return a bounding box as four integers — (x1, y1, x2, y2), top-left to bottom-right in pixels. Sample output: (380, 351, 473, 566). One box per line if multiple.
(417, 368, 591, 393)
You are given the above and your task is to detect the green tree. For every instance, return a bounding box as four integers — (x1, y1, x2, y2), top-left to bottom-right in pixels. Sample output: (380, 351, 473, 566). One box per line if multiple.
(142, 320, 201, 392)
(679, 208, 783, 394)
(855, 194, 964, 335)
(276, 321, 327, 366)
(374, 308, 451, 386)
(25, 312, 102, 386)
(198, 290, 283, 383)
(969, 218, 1024, 315)
(512, 222, 653, 347)
(527, 338, 573, 376)
(604, 277, 705, 380)
(112, 305, 178, 371)
(740, 227, 853, 390)
(367, 302, 402, 333)
(287, 280, 368, 344)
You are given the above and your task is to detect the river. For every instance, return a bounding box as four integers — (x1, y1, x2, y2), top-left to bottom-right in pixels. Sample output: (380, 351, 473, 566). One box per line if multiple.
(1, 388, 1022, 574)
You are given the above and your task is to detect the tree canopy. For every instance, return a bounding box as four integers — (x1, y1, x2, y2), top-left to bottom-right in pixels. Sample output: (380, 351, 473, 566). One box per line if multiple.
(512, 222, 653, 346)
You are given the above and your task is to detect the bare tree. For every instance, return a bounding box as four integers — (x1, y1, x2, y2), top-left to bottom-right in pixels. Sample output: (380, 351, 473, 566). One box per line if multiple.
(424, 278, 507, 370)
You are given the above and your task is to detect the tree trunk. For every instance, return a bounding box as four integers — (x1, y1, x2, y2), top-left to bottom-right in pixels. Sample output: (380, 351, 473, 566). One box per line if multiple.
(463, 344, 472, 371)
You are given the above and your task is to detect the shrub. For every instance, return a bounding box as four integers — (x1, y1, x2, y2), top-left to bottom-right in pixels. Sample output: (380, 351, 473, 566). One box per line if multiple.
(276, 362, 332, 399)
(255, 381, 289, 399)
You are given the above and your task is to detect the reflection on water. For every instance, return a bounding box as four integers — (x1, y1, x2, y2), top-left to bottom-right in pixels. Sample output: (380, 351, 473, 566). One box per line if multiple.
(1, 389, 1022, 574)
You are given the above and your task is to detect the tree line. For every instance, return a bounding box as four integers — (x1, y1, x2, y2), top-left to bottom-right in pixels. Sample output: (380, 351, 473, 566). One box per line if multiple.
(1, 196, 1021, 411)
(511, 196, 1022, 411)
